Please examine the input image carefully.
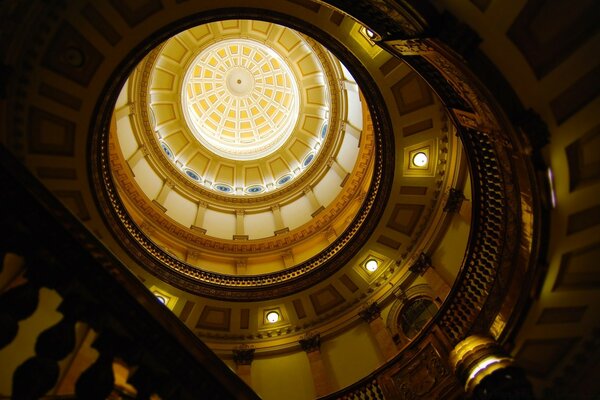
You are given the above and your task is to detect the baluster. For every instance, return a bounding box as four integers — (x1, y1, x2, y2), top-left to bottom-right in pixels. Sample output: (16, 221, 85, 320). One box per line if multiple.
(0, 279, 39, 349)
(11, 293, 84, 399)
(128, 364, 168, 399)
(75, 332, 117, 399)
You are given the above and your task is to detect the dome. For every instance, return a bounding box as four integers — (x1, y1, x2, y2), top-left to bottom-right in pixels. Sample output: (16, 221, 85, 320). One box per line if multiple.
(109, 20, 379, 292)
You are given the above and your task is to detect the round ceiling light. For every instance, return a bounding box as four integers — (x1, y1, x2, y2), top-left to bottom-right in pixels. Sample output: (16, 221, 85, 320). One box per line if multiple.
(266, 310, 280, 323)
(412, 152, 428, 167)
(365, 259, 379, 272)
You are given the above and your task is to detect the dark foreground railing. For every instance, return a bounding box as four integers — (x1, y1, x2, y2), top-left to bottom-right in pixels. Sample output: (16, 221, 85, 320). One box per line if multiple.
(0, 145, 259, 400)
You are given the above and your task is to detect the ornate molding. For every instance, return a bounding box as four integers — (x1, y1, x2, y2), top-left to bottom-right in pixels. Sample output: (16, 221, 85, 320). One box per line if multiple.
(299, 333, 321, 353)
(232, 346, 255, 366)
(359, 302, 381, 323)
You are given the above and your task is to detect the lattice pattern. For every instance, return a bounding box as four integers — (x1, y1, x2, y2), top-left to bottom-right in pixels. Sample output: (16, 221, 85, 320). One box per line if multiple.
(439, 128, 506, 343)
(182, 38, 299, 160)
(335, 379, 386, 400)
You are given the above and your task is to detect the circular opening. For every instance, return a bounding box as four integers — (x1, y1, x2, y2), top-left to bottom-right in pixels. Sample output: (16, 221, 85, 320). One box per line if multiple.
(266, 311, 280, 323)
(365, 259, 379, 272)
(181, 38, 300, 161)
(412, 152, 428, 167)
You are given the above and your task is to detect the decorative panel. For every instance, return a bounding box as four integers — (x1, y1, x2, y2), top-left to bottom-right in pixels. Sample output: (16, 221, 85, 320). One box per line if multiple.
(554, 242, 600, 291)
(339, 274, 359, 293)
(81, 4, 122, 45)
(379, 57, 402, 76)
(179, 300, 195, 323)
(470, 0, 492, 12)
(240, 308, 250, 329)
(403, 119, 433, 137)
(507, 0, 599, 78)
(399, 186, 428, 195)
(550, 65, 600, 124)
(286, 0, 321, 12)
(537, 306, 587, 325)
(53, 190, 90, 221)
(28, 107, 75, 156)
(36, 167, 77, 180)
(566, 125, 600, 191)
(566, 206, 600, 235)
(387, 204, 425, 235)
(377, 235, 402, 250)
(391, 72, 434, 115)
(293, 299, 307, 319)
(42, 22, 104, 86)
(196, 305, 231, 331)
(109, 0, 163, 27)
(516, 337, 580, 378)
(38, 83, 82, 111)
(310, 284, 345, 315)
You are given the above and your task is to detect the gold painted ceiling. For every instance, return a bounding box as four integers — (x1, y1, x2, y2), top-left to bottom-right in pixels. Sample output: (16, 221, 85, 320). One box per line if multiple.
(104, 16, 468, 352)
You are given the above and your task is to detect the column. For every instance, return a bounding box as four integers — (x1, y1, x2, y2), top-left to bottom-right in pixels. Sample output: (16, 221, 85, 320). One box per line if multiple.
(409, 253, 451, 301)
(153, 180, 173, 211)
(233, 210, 247, 240)
(358, 303, 398, 360)
(126, 145, 148, 172)
(327, 158, 349, 184)
(271, 204, 287, 235)
(444, 188, 470, 222)
(192, 201, 207, 232)
(232, 347, 255, 387)
(299, 334, 332, 397)
(449, 335, 534, 399)
(303, 188, 323, 217)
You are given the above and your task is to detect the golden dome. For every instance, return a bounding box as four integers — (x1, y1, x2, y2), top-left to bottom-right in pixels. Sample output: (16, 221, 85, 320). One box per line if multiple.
(182, 38, 300, 161)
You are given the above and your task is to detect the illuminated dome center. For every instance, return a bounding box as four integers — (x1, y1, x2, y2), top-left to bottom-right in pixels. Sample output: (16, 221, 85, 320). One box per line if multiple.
(182, 39, 300, 161)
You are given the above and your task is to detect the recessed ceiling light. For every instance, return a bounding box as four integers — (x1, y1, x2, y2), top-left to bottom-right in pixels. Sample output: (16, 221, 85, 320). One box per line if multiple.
(365, 259, 379, 272)
(412, 152, 428, 167)
(266, 310, 280, 323)
(154, 293, 167, 304)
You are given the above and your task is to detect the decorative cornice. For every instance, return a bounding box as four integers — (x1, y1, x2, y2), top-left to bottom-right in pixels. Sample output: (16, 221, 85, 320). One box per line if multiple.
(443, 188, 465, 213)
(232, 347, 255, 366)
(299, 333, 321, 353)
(409, 252, 432, 276)
(359, 302, 381, 323)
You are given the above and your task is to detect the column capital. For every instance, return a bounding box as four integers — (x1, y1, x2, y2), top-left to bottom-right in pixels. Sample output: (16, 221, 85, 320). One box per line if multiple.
(299, 333, 321, 353)
(409, 252, 432, 275)
(443, 188, 466, 213)
(359, 302, 381, 323)
(232, 347, 255, 366)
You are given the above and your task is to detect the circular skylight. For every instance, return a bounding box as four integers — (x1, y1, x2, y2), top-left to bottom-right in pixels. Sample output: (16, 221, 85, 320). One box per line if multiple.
(182, 39, 300, 161)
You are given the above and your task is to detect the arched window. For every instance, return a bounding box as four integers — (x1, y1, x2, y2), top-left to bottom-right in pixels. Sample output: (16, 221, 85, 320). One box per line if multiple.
(398, 298, 438, 339)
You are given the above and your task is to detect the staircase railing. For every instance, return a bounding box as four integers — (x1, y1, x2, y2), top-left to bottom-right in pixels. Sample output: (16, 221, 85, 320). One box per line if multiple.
(0, 144, 259, 399)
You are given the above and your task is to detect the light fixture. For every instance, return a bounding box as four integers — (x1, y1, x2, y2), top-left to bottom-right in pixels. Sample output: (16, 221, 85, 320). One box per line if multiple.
(154, 293, 167, 304)
(412, 152, 428, 167)
(365, 259, 379, 272)
(365, 29, 375, 39)
(547, 167, 556, 208)
(266, 310, 280, 323)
